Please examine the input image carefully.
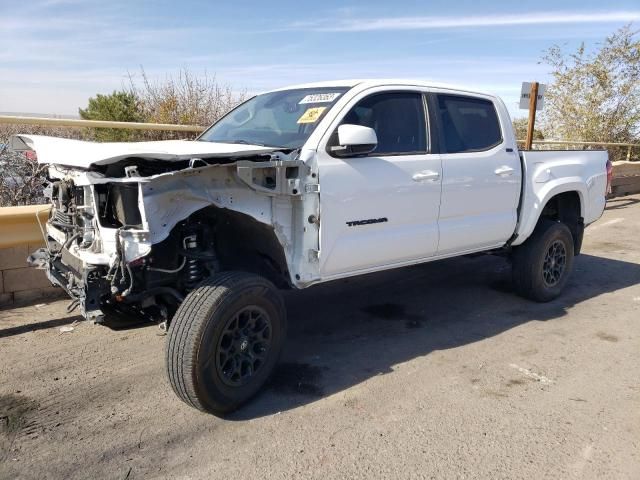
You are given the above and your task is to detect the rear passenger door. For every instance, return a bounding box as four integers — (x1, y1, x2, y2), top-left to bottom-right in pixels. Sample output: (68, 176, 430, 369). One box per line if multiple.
(433, 93, 521, 254)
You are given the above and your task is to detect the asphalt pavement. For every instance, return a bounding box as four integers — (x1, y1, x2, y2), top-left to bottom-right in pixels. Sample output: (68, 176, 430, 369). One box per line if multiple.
(1, 194, 639, 479)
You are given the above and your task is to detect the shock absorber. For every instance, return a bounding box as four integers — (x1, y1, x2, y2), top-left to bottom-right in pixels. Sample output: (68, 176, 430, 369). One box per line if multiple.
(183, 234, 204, 290)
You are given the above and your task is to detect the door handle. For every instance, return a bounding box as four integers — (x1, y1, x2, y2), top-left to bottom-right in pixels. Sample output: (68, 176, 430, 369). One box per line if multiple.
(494, 165, 515, 176)
(412, 170, 440, 182)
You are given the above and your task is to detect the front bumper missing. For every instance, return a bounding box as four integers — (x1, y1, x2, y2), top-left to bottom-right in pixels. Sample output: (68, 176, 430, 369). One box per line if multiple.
(28, 247, 108, 323)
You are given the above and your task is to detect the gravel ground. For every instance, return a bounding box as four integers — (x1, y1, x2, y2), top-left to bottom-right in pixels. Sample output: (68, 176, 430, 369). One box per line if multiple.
(1, 195, 639, 480)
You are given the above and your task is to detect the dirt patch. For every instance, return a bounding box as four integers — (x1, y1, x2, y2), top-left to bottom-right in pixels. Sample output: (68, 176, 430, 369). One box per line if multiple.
(0, 393, 39, 462)
(520, 348, 539, 356)
(506, 378, 527, 387)
(0, 394, 38, 435)
(483, 389, 509, 398)
(596, 331, 619, 342)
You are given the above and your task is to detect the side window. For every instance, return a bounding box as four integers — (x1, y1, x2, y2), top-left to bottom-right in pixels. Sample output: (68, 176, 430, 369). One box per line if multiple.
(436, 95, 502, 153)
(340, 92, 427, 155)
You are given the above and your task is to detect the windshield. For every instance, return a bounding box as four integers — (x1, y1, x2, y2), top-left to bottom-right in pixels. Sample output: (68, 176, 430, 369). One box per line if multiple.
(198, 87, 350, 149)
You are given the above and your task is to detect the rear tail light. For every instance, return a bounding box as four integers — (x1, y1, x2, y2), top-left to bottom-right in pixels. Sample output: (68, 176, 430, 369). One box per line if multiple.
(606, 159, 613, 195)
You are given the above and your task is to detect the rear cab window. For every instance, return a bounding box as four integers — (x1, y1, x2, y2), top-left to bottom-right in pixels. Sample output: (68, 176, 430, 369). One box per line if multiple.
(435, 94, 502, 153)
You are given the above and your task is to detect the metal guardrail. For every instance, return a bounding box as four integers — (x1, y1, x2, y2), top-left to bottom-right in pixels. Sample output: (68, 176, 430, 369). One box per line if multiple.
(517, 139, 639, 161)
(523, 139, 638, 147)
(0, 115, 206, 133)
(0, 205, 51, 249)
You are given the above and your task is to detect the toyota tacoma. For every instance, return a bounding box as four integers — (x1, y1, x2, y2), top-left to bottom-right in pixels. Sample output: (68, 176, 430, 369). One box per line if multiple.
(10, 80, 611, 415)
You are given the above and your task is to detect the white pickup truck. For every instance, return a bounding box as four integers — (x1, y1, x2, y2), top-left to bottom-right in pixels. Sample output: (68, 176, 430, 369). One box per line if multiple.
(10, 79, 611, 415)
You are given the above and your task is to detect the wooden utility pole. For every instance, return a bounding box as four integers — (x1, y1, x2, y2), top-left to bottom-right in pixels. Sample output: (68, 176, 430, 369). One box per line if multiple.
(525, 81, 539, 150)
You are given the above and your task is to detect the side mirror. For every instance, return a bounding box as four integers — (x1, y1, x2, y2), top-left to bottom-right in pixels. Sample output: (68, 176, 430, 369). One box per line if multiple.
(331, 124, 377, 157)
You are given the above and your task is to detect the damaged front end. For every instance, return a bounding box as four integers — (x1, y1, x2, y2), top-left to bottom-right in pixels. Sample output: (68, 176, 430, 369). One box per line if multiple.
(15, 135, 317, 326)
(27, 175, 194, 323)
(28, 178, 111, 322)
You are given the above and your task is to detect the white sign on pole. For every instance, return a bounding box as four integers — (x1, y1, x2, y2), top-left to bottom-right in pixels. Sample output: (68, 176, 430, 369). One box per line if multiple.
(519, 82, 546, 110)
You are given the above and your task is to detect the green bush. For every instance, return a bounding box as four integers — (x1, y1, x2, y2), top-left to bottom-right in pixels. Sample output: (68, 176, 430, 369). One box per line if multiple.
(79, 91, 145, 142)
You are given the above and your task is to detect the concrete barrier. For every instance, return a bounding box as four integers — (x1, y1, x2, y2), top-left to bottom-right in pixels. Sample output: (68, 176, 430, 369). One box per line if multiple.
(0, 242, 62, 306)
(0, 204, 51, 249)
(611, 161, 640, 197)
(0, 205, 61, 305)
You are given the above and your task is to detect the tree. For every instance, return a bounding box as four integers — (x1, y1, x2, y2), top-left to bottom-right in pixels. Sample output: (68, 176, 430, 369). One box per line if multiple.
(539, 25, 640, 148)
(512, 117, 544, 142)
(79, 91, 144, 141)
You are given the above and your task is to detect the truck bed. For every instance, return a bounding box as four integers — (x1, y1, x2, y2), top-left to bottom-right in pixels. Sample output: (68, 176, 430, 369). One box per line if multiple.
(513, 150, 608, 246)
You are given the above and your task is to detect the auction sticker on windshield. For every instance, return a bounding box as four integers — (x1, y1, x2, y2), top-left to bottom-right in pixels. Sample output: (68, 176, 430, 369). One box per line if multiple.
(299, 93, 342, 104)
(297, 107, 326, 124)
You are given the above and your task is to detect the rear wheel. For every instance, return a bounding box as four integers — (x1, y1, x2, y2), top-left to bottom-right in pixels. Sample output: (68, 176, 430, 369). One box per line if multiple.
(512, 219, 574, 302)
(166, 271, 286, 415)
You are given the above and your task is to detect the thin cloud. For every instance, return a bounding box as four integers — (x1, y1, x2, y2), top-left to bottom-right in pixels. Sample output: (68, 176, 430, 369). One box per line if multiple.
(297, 11, 640, 32)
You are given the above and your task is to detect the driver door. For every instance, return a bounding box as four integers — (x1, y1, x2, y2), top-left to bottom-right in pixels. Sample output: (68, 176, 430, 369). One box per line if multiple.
(316, 90, 442, 279)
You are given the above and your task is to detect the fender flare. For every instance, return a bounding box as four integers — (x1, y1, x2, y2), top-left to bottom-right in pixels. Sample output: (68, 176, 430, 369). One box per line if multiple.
(512, 178, 585, 246)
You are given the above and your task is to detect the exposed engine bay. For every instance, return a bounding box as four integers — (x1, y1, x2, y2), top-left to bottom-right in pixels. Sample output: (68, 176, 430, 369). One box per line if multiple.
(14, 135, 321, 325)
(31, 177, 220, 323)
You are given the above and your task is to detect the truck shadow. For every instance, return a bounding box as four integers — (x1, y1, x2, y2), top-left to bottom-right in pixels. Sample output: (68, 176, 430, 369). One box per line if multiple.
(230, 252, 640, 420)
(0, 315, 80, 339)
(605, 195, 640, 210)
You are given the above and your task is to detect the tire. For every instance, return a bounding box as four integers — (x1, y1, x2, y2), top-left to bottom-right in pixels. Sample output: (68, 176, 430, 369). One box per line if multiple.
(512, 219, 575, 302)
(166, 271, 286, 415)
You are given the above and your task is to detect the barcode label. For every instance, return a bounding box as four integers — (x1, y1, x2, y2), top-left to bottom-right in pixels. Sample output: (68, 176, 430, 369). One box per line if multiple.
(299, 93, 342, 104)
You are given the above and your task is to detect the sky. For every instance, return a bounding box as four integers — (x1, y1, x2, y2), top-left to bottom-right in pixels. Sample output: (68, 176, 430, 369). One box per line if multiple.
(0, 0, 639, 118)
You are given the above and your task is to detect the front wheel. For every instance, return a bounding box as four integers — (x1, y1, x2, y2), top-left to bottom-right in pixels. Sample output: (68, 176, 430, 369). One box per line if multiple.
(512, 219, 575, 302)
(166, 271, 287, 415)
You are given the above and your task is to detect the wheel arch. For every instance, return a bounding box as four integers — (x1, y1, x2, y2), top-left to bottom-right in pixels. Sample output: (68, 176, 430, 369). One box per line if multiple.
(514, 185, 585, 254)
(538, 191, 584, 254)
(174, 205, 293, 289)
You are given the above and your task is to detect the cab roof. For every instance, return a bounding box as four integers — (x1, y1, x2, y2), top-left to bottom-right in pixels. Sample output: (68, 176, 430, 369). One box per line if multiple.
(267, 79, 496, 99)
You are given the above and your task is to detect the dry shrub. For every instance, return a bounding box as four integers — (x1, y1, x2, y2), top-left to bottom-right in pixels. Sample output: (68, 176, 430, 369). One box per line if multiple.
(127, 68, 247, 140)
(0, 124, 88, 206)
